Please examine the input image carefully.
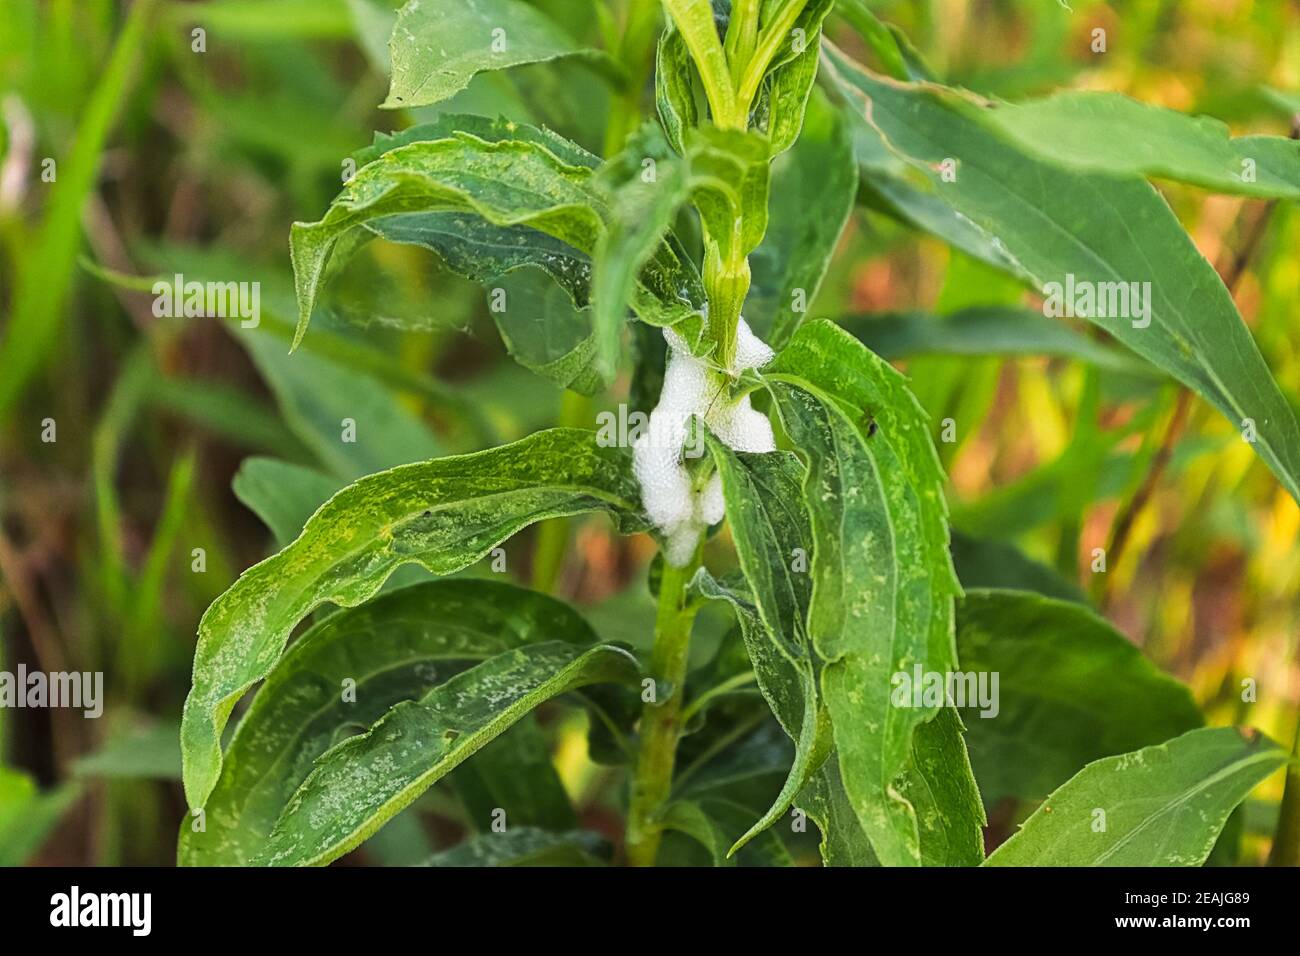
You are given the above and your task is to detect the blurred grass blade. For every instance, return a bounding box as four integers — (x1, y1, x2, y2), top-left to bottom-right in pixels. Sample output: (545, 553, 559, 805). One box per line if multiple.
(0, 767, 80, 866)
(0, 0, 158, 416)
(840, 307, 1162, 379)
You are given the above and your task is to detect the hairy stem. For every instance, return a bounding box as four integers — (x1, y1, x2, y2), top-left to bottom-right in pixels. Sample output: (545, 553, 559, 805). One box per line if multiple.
(625, 550, 702, 866)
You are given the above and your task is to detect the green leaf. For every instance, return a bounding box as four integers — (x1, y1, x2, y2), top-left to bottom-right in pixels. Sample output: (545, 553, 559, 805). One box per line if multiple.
(695, 447, 826, 855)
(662, 0, 737, 122)
(904, 707, 986, 866)
(750, 0, 835, 155)
(238, 330, 445, 480)
(799, 759, 878, 866)
(762, 319, 971, 866)
(255, 641, 639, 865)
(420, 828, 608, 866)
(232, 458, 343, 548)
(801, 711, 985, 866)
(684, 125, 773, 263)
(655, 20, 698, 155)
(290, 128, 606, 349)
(957, 589, 1203, 805)
(840, 307, 1161, 380)
(833, 74, 1022, 276)
(834, 0, 912, 81)
(747, 89, 856, 347)
(327, 116, 707, 382)
(660, 797, 795, 866)
(587, 122, 770, 374)
(985, 92, 1300, 199)
(382, 0, 620, 109)
(368, 209, 593, 306)
(0, 767, 79, 867)
(589, 125, 707, 378)
(181, 428, 646, 810)
(354, 114, 601, 171)
(949, 532, 1087, 605)
(73, 723, 182, 781)
(823, 48, 1300, 505)
(179, 579, 593, 865)
(452, 717, 576, 832)
(985, 727, 1289, 866)
(492, 265, 604, 394)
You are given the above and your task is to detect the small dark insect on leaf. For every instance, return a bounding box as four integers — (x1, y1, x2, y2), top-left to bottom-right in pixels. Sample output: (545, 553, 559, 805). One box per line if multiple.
(861, 409, 878, 437)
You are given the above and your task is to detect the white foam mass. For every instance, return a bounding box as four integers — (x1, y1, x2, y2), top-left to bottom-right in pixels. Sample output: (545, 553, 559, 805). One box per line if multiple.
(632, 316, 775, 566)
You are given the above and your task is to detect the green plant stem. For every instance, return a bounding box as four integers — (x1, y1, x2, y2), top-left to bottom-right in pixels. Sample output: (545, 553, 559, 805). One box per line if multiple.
(625, 550, 702, 866)
(663, 0, 739, 127)
(736, 0, 811, 107)
(1269, 718, 1300, 866)
(703, 239, 751, 372)
(724, 0, 760, 84)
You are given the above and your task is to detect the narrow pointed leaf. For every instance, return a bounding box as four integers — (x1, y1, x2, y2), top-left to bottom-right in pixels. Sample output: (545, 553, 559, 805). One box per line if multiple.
(181, 428, 646, 810)
(986, 92, 1300, 199)
(840, 307, 1161, 379)
(655, 22, 698, 155)
(762, 319, 973, 866)
(179, 580, 595, 865)
(696, 446, 826, 854)
(750, 0, 835, 155)
(823, 47, 1300, 504)
(985, 727, 1289, 866)
(255, 641, 639, 865)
